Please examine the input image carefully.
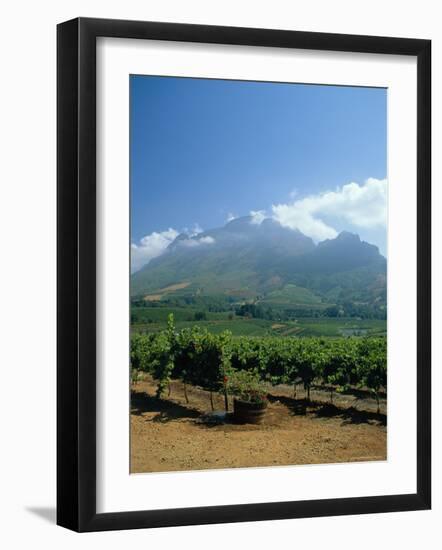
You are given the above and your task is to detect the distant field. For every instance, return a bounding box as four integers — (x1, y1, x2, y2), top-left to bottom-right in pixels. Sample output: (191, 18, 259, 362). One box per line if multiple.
(259, 284, 324, 307)
(131, 306, 386, 338)
(291, 318, 387, 337)
(176, 319, 271, 336)
(143, 282, 191, 301)
(132, 306, 227, 323)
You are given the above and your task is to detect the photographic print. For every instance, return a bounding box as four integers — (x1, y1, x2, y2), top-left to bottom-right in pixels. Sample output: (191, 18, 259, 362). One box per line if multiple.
(57, 18, 431, 530)
(129, 75, 387, 474)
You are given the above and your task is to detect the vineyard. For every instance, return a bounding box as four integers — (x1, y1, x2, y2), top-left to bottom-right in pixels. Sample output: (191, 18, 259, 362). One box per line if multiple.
(131, 314, 387, 414)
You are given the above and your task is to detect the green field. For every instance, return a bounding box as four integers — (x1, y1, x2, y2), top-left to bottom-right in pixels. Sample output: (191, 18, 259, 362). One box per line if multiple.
(259, 284, 324, 308)
(289, 317, 386, 337)
(131, 306, 227, 324)
(131, 305, 386, 338)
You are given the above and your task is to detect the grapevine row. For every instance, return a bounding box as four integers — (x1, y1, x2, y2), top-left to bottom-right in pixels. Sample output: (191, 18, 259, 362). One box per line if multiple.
(131, 314, 386, 412)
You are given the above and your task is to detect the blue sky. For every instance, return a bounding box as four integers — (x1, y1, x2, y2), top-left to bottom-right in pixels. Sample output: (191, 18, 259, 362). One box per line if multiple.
(130, 75, 387, 272)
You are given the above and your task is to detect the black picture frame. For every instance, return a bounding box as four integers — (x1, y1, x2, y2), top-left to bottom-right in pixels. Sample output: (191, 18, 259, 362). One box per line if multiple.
(57, 17, 431, 532)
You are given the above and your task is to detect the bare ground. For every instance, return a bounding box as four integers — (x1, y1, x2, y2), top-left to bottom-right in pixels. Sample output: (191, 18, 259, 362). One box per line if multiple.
(130, 377, 386, 473)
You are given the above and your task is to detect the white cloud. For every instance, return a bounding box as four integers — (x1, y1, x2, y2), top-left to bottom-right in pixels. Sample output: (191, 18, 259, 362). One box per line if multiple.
(181, 235, 216, 247)
(272, 203, 338, 241)
(199, 236, 215, 244)
(131, 225, 215, 272)
(272, 178, 387, 242)
(183, 223, 203, 237)
(191, 223, 203, 235)
(250, 210, 267, 224)
(226, 212, 236, 222)
(131, 228, 178, 273)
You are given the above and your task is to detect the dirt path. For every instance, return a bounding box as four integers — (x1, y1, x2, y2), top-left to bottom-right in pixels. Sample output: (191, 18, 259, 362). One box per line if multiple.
(130, 377, 386, 473)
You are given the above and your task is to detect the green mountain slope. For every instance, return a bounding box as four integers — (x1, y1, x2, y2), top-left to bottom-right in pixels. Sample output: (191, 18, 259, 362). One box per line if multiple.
(131, 217, 386, 311)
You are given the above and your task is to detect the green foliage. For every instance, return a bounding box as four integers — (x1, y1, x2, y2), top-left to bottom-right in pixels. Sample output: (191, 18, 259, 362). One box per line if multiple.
(130, 332, 155, 373)
(235, 303, 274, 320)
(136, 313, 177, 398)
(131, 327, 387, 407)
(356, 337, 387, 412)
(260, 284, 323, 307)
(225, 369, 268, 404)
(194, 311, 207, 321)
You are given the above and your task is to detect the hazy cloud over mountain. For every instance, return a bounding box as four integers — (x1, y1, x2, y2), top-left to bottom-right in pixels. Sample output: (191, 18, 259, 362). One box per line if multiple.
(131, 228, 179, 273)
(180, 235, 216, 248)
(131, 178, 387, 272)
(250, 210, 267, 225)
(131, 228, 216, 272)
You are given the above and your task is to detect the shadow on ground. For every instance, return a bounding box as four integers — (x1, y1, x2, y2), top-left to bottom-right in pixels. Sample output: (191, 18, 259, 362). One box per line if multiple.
(131, 389, 237, 428)
(131, 390, 200, 423)
(268, 394, 386, 426)
(311, 383, 387, 400)
(131, 389, 386, 428)
(314, 403, 387, 426)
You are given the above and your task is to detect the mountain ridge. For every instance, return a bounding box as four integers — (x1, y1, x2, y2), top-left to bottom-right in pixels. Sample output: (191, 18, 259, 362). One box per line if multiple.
(131, 217, 386, 309)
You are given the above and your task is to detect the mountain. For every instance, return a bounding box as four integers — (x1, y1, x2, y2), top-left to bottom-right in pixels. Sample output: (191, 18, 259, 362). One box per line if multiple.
(131, 217, 386, 309)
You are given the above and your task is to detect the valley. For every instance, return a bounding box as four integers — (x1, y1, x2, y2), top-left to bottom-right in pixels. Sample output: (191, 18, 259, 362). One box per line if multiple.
(131, 306, 386, 338)
(131, 216, 387, 339)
